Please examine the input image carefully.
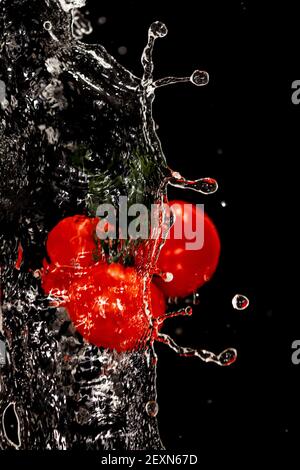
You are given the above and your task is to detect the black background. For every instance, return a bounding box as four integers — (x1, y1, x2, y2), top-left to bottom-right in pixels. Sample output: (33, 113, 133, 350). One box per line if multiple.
(82, 0, 280, 448)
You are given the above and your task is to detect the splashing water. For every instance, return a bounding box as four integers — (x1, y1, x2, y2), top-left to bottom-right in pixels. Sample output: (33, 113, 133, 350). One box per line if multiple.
(0, 0, 236, 450)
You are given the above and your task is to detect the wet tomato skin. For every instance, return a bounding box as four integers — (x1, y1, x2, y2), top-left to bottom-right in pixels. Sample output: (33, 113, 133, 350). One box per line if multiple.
(154, 200, 221, 298)
(65, 263, 166, 351)
(46, 215, 100, 268)
(41, 215, 166, 351)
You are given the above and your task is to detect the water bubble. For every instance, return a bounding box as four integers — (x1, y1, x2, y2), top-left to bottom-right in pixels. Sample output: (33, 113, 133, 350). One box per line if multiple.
(190, 70, 209, 86)
(72, 9, 93, 39)
(220, 200, 227, 207)
(43, 21, 52, 31)
(232, 294, 249, 310)
(149, 21, 168, 38)
(217, 348, 237, 366)
(162, 272, 173, 283)
(145, 400, 159, 417)
(185, 306, 193, 315)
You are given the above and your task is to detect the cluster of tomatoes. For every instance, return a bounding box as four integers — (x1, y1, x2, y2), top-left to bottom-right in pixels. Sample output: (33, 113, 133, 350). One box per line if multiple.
(38, 201, 220, 351)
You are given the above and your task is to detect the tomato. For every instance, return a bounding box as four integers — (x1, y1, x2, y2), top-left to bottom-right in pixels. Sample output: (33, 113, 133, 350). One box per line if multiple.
(41, 215, 166, 351)
(65, 263, 166, 351)
(41, 261, 91, 306)
(46, 215, 100, 267)
(154, 200, 221, 298)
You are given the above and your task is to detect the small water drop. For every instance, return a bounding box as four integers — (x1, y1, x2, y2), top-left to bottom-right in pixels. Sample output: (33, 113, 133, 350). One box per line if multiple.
(232, 294, 249, 310)
(118, 46, 128, 56)
(190, 70, 209, 86)
(221, 200, 227, 207)
(196, 177, 218, 194)
(98, 16, 107, 25)
(43, 21, 52, 31)
(149, 21, 168, 38)
(185, 306, 193, 315)
(217, 348, 237, 366)
(145, 400, 159, 417)
(169, 173, 218, 195)
(162, 272, 173, 283)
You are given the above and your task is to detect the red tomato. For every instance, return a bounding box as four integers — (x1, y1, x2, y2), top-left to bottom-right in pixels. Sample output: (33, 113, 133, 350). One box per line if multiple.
(42, 215, 167, 351)
(65, 263, 166, 351)
(154, 200, 221, 298)
(41, 261, 90, 306)
(46, 215, 100, 268)
(41, 264, 72, 303)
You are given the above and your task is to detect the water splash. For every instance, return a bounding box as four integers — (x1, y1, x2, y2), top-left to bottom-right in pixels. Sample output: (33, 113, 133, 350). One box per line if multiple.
(0, 0, 236, 450)
(169, 172, 218, 195)
(153, 305, 237, 367)
(157, 334, 237, 367)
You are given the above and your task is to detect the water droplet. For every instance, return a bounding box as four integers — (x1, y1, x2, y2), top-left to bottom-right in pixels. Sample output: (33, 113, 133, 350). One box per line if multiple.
(185, 306, 193, 315)
(118, 46, 127, 56)
(43, 21, 52, 31)
(232, 294, 249, 310)
(149, 21, 168, 38)
(221, 200, 227, 207)
(196, 177, 218, 194)
(217, 348, 237, 366)
(98, 16, 107, 25)
(169, 173, 218, 195)
(190, 70, 209, 86)
(145, 400, 159, 417)
(162, 272, 173, 283)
